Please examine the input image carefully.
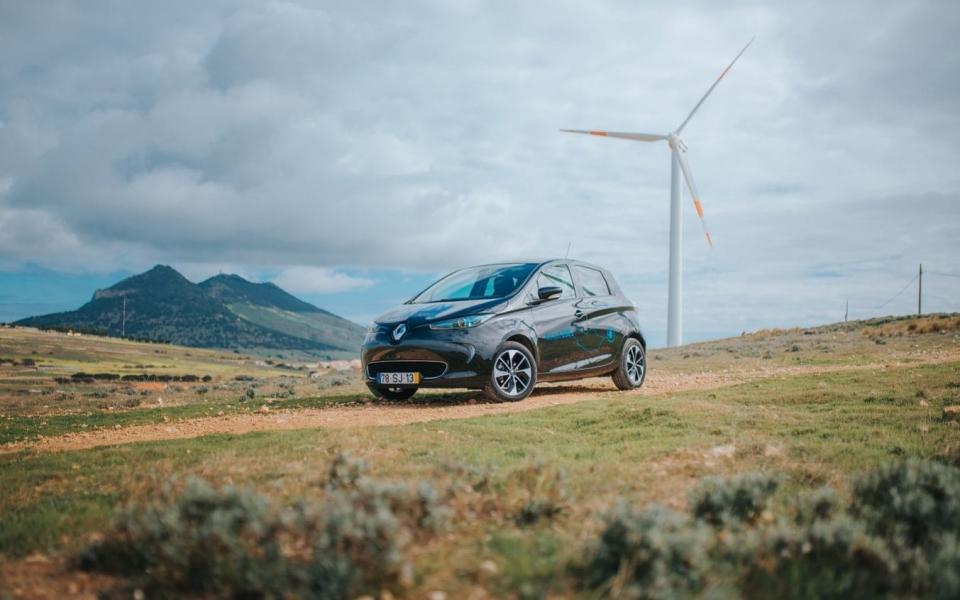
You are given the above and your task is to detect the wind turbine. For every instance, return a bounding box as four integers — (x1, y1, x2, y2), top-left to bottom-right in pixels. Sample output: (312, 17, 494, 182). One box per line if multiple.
(562, 39, 753, 348)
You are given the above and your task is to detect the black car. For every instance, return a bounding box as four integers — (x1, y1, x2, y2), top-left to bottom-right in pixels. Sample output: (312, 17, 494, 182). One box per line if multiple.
(361, 260, 647, 402)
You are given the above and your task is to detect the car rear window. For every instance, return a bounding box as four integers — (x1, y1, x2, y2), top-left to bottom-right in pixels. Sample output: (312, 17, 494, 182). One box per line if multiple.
(574, 266, 611, 297)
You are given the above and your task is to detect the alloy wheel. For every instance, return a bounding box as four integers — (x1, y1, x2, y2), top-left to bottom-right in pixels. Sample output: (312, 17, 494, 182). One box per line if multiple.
(626, 344, 645, 385)
(493, 349, 533, 397)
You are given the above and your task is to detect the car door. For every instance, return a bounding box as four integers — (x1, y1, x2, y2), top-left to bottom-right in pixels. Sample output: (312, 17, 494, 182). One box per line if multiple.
(526, 263, 580, 373)
(570, 264, 619, 368)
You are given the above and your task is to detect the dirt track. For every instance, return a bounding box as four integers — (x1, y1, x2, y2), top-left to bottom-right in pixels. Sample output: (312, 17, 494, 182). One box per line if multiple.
(7, 350, 958, 456)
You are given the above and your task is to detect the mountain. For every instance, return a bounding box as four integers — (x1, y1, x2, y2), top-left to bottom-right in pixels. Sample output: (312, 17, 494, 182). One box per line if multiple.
(200, 274, 325, 314)
(198, 274, 367, 352)
(16, 265, 365, 356)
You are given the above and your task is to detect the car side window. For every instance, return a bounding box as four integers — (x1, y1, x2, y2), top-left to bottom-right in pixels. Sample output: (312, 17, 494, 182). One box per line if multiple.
(574, 266, 611, 297)
(534, 264, 575, 300)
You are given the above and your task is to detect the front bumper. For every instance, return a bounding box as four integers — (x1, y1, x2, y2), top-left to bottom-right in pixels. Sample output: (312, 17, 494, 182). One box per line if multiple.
(361, 331, 493, 389)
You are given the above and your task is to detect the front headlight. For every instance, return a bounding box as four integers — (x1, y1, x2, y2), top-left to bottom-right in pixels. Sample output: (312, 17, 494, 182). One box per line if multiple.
(428, 314, 494, 330)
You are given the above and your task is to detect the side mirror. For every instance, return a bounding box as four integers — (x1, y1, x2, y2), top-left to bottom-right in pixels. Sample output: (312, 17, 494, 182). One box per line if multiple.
(535, 286, 563, 303)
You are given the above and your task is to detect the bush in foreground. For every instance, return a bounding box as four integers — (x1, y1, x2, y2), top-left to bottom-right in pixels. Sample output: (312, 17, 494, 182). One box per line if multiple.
(579, 502, 710, 599)
(577, 461, 960, 599)
(507, 460, 570, 527)
(79, 454, 447, 599)
(689, 471, 780, 527)
(78, 458, 960, 599)
(852, 458, 960, 596)
(77, 478, 288, 597)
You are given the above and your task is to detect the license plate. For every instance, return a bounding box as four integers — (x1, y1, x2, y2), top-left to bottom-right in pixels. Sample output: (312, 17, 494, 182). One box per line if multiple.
(377, 372, 420, 385)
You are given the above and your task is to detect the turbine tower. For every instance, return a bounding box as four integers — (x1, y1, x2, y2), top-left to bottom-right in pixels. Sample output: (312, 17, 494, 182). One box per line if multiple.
(562, 39, 753, 348)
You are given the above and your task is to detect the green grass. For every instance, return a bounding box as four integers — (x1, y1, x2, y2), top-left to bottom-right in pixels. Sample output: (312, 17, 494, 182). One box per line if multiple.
(0, 392, 368, 445)
(2, 360, 958, 565)
(3, 318, 958, 596)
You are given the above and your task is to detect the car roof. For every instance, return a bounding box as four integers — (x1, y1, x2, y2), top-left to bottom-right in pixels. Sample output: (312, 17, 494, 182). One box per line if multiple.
(470, 258, 607, 270)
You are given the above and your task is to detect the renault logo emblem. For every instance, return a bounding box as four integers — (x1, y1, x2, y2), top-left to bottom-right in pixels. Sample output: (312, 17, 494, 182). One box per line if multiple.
(392, 323, 407, 342)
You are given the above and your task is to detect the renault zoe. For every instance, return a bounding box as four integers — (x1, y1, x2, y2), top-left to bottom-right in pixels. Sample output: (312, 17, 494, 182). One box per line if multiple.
(361, 260, 646, 402)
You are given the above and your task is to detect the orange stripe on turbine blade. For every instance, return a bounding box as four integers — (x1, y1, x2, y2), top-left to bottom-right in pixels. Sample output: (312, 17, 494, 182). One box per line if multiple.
(589, 131, 608, 136)
(693, 199, 705, 218)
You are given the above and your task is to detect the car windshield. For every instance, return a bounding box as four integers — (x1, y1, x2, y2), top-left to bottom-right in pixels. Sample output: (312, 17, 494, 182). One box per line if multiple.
(412, 263, 538, 303)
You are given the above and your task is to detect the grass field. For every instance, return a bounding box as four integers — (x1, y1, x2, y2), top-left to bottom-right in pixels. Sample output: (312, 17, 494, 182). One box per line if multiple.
(1, 315, 959, 598)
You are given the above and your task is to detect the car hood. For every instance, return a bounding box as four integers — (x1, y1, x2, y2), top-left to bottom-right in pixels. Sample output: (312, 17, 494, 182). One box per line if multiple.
(375, 298, 510, 328)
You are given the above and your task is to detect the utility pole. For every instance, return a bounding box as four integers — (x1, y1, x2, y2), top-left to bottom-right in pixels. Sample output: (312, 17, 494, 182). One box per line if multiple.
(122, 295, 126, 338)
(844, 298, 848, 322)
(918, 263, 923, 316)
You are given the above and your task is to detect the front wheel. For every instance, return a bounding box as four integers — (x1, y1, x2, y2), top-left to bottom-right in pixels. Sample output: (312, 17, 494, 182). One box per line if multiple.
(483, 342, 537, 402)
(612, 338, 646, 390)
(367, 384, 418, 401)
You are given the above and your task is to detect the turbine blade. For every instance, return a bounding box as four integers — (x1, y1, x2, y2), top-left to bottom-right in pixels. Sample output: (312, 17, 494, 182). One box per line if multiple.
(560, 129, 666, 142)
(675, 148, 714, 248)
(674, 37, 754, 134)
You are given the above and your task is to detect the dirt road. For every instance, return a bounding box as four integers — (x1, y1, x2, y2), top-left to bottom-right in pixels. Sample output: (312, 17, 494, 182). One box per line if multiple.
(6, 353, 958, 455)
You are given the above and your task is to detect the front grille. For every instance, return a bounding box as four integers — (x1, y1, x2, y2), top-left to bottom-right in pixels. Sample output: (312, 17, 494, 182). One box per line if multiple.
(367, 360, 447, 380)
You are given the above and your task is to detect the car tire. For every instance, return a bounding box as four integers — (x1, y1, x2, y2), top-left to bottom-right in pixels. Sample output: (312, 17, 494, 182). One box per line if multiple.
(367, 384, 418, 401)
(612, 338, 646, 390)
(483, 341, 537, 402)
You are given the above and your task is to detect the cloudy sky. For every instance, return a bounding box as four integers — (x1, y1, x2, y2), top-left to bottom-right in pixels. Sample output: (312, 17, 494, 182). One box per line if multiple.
(1, 1, 958, 346)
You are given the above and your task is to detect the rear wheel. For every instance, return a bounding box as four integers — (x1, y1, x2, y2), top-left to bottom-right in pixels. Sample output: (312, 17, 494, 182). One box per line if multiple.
(483, 342, 537, 402)
(612, 338, 646, 390)
(367, 384, 418, 401)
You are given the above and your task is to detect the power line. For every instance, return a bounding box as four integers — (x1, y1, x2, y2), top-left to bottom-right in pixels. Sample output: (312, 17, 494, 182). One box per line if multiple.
(873, 273, 919, 311)
(926, 270, 960, 279)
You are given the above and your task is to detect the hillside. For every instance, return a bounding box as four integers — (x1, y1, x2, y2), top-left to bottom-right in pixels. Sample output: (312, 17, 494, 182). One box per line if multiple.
(1, 314, 959, 598)
(15, 265, 364, 356)
(200, 274, 366, 350)
(200, 274, 327, 314)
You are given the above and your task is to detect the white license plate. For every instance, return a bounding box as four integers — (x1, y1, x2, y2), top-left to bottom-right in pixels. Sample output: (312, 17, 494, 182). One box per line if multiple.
(377, 372, 421, 385)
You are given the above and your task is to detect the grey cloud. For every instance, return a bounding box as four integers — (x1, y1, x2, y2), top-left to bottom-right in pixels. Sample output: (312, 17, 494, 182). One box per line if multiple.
(0, 0, 958, 333)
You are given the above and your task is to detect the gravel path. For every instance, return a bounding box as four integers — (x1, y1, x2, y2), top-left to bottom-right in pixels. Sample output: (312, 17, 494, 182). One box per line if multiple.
(7, 353, 958, 455)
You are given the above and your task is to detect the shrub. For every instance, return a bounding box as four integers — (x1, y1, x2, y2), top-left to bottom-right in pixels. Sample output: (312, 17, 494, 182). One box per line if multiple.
(77, 478, 289, 597)
(577, 463, 960, 599)
(317, 370, 356, 389)
(325, 452, 449, 535)
(739, 487, 898, 599)
(741, 513, 897, 599)
(297, 491, 413, 597)
(931, 535, 960, 599)
(326, 452, 369, 490)
(791, 486, 844, 524)
(243, 387, 255, 401)
(507, 461, 569, 527)
(852, 459, 960, 592)
(853, 459, 960, 547)
(689, 472, 780, 527)
(79, 457, 451, 599)
(578, 502, 710, 598)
